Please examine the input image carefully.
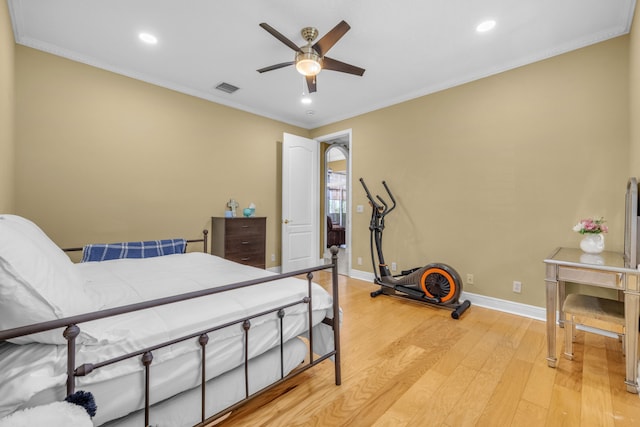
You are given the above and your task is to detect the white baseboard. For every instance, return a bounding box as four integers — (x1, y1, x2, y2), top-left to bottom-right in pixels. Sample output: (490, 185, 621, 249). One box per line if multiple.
(349, 269, 546, 321)
(349, 269, 620, 338)
(271, 266, 617, 338)
(460, 290, 546, 321)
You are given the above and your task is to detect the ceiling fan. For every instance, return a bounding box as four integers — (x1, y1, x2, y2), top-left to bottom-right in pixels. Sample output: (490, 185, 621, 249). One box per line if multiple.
(257, 20, 365, 93)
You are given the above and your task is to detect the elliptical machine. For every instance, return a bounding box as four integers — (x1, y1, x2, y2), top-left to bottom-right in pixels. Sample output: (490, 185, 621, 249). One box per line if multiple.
(360, 178, 471, 319)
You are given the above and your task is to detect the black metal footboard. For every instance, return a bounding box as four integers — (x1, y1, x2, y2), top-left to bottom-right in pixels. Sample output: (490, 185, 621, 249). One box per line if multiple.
(0, 247, 341, 426)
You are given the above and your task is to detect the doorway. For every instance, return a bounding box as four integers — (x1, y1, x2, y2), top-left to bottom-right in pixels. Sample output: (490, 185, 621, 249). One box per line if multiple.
(318, 131, 351, 276)
(280, 130, 351, 275)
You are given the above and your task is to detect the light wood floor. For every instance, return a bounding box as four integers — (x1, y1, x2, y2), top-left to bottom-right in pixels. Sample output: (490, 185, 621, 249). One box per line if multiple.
(215, 272, 640, 426)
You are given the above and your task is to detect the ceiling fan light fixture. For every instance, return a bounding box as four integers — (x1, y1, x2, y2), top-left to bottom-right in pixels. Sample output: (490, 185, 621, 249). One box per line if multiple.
(295, 50, 322, 76)
(258, 21, 364, 92)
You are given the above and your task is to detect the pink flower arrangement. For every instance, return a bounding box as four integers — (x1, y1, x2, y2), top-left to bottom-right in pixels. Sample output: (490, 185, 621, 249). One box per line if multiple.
(572, 217, 608, 234)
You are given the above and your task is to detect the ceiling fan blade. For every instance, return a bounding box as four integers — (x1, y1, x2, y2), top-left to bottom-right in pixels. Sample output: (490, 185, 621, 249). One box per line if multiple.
(313, 20, 350, 57)
(259, 23, 302, 53)
(257, 61, 294, 73)
(322, 57, 365, 76)
(306, 75, 317, 93)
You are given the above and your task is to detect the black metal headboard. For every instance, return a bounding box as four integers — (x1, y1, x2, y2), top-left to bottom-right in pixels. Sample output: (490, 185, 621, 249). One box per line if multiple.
(63, 230, 209, 255)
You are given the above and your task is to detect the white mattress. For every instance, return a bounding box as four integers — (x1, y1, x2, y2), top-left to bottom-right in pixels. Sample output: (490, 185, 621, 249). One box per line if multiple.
(0, 253, 334, 425)
(102, 337, 308, 427)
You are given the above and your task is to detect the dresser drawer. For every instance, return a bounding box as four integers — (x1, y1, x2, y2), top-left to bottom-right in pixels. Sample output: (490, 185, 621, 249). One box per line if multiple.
(225, 251, 264, 266)
(211, 217, 266, 269)
(224, 219, 265, 239)
(225, 238, 264, 256)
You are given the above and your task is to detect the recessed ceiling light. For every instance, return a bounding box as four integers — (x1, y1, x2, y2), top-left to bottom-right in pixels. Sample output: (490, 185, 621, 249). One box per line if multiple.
(139, 32, 158, 44)
(301, 96, 312, 105)
(476, 20, 496, 33)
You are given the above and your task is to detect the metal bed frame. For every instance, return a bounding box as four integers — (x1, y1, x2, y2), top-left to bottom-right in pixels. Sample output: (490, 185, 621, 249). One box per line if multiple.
(61, 230, 211, 255)
(0, 236, 341, 426)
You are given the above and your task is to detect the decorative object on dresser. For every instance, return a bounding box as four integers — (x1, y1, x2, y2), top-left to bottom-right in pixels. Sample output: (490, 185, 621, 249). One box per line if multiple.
(226, 198, 239, 217)
(211, 217, 266, 268)
(243, 202, 257, 217)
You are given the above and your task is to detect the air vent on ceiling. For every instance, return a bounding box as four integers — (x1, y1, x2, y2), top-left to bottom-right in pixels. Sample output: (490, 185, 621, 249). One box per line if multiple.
(214, 82, 240, 94)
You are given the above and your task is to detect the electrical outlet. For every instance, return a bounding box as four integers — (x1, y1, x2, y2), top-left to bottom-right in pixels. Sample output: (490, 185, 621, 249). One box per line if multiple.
(271, 253, 276, 262)
(513, 281, 522, 293)
(391, 262, 397, 271)
(466, 273, 474, 285)
(356, 205, 364, 213)
(357, 257, 363, 265)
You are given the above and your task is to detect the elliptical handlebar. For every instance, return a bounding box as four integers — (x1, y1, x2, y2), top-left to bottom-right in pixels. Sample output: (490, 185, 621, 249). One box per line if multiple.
(359, 178, 396, 217)
(359, 178, 380, 210)
(380, 181, 396, 215)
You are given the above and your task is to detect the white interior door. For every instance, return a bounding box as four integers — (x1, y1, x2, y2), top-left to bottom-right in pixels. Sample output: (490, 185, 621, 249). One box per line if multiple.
(282, 133, 319, 272)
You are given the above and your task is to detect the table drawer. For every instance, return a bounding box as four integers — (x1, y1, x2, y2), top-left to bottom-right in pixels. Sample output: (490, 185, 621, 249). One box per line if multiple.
(558, 266, 622, 289)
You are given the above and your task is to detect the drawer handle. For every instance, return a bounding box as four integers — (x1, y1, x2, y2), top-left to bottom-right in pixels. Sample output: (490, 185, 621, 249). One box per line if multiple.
(241, 225, 249, 228)
(241, 257, 250, 261)
(241, 241, 250, 245)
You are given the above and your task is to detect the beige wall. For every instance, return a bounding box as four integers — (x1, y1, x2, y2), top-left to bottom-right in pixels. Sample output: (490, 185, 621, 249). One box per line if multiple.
(10, 26, 634, 307)
(0, 1, 15, 212)
(630, 6, 640, 177)
(14, 47, 310, 268)
(313, 36, 630, 307)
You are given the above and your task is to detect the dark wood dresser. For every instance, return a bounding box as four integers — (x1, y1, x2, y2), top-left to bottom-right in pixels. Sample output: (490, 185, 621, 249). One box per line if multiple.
(211, 217, 266, 269)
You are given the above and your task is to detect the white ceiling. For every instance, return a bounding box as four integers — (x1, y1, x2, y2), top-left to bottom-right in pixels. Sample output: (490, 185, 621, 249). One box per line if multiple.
(8, 0, 637, 129)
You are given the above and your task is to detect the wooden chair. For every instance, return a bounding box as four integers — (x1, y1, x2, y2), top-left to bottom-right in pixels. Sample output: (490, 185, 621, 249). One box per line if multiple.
(562, 293, 625, 360)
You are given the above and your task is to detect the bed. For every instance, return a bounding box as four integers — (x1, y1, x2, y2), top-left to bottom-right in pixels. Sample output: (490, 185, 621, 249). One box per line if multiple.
(0, 214, 341, 426)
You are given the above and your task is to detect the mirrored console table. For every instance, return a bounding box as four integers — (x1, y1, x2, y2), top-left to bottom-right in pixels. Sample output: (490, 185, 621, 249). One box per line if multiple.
(544, 247, 640, 393)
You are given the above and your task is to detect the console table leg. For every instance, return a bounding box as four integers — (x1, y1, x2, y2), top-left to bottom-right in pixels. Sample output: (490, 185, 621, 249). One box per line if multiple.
(545, 278, 558, 368)
(624, 291, 640, 393)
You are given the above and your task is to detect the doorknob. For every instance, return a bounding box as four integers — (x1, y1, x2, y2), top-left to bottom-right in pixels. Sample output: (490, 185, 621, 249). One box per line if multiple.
(283, 219, 291, 224)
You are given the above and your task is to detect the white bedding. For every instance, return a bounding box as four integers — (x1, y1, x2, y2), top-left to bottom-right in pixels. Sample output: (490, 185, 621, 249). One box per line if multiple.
(103, 337, 308, 427)
(0, 253, 334, 425)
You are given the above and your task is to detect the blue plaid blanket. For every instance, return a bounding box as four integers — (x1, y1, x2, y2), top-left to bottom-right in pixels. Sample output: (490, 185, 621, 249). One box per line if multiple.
(81, 239, 187, 262)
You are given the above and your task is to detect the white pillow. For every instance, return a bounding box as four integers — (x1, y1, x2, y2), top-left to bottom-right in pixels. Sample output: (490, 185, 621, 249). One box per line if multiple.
(0, 215, 100, 344)
(1, 215, 77, 270)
